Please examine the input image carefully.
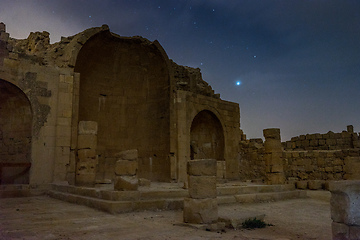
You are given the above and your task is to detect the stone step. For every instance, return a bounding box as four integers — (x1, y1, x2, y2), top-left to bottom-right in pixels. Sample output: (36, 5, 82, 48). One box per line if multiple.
(217, 184, 295, 196)
(48, 187, 307, 214)
(51, 184, 189, 201)
(50, 183, 296, 202)
(48, 190, 184, 214)
(217, 190, 306, 205)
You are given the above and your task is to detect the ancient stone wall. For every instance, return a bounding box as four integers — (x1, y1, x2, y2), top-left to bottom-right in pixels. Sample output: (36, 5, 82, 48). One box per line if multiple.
(1, 22, 242, 186)
(0, 80, 32, 184)
(239, 138, 266, 181)
(239, 126, 360, 183)
(284, 125, 359, 150)
(74, 31, 171, 182)
(174, 90, 241, 183)
(284, 149, 360, 181)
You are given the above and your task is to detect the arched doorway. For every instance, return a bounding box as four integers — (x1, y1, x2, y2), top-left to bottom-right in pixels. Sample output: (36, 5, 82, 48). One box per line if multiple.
(190, 110, 224, 161)
(0, 79, 32, 184)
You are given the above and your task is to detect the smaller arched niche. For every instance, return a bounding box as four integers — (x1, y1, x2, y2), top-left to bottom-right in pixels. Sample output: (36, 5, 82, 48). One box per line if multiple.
(0, 79, 32, 184)
(190, 110, 224, 161)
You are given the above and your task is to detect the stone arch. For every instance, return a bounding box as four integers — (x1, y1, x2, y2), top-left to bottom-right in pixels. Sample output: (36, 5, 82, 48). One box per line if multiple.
(74, 31, 171, 181)
(0, 79, 32, 184)
(190, 110, 224, 161)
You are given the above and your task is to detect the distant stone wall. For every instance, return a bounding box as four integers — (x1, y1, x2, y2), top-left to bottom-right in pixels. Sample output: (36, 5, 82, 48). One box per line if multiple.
(239, 125, 360, 182)
(283, 149, 360, 181)
(284, 125, 360, 151)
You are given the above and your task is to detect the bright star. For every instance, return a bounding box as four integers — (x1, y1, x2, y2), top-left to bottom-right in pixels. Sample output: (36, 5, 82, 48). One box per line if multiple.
(236, 81, 241, 86)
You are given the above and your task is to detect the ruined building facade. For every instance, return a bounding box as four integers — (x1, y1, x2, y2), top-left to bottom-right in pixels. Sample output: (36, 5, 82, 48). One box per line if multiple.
(0, 23, 241, 186)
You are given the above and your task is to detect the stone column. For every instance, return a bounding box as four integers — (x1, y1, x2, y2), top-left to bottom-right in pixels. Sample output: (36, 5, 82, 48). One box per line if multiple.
(330, 180, 360, 240)
(263, 128, 285, 184)
(114, 149, 139, 191)
(183, 159, 218, 224)
(76, 121, 98, 186)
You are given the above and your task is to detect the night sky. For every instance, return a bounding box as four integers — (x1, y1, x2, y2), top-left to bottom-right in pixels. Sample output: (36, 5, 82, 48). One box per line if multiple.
(1, 0, 360, 141)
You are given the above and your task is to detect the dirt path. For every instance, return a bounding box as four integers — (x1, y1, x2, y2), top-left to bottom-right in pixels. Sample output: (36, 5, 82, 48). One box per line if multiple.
(0, 191, 331, 240)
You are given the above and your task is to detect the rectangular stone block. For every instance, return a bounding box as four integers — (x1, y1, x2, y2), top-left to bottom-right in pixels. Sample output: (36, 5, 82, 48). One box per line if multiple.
(183, 198, 218, 224)
(350, 226, 360, 240)
(330, 180, 360, 225)
(76, 159, 97, 174)
(332, 222, 349, 240)
(77, 135, 97, 149)
(263, 128, 280, 140)
(115, 160, 138, 176)
(264, 139, 282, 153)
(187, 159, 216, 176)
(266, 173, 285, 185)
(308, 180, 324, 190)
(76, 173, 96, 186)
(78, 121, 98, 135)
(115, 149, 138, 161)
(114, 176, 138, 191)
(188, 176, 217, 199)
(270, 164, 284, 173)
(78, 149, 96, 160)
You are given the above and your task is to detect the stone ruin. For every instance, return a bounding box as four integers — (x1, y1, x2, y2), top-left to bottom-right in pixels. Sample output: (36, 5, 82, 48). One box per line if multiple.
(1, 22, 359, 239)
(0, 22, 241, 187)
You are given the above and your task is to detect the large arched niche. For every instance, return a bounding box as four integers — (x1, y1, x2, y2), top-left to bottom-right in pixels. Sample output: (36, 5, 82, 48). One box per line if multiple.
(0, 79, 32, 184)
(74, 31, 171, 181)
(190, 110, 225, 161)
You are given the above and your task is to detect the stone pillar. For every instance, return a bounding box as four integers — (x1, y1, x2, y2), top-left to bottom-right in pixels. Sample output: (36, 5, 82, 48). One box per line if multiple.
(76, 121, 98, 186)
(0, 22, 5, 32)
(263, 128, 285, 185)
(114, 149, 139, 191)
(183, 159, 218, 224)
(330, 180, 360, 240)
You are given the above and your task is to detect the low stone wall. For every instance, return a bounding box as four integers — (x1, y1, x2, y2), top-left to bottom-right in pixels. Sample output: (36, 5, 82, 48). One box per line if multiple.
(239, 126, 360, 183)
(284, 125, 360, 151)
(283, 149, 360, 181)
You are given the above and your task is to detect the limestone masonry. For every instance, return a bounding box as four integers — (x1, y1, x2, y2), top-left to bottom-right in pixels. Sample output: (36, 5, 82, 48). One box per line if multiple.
(0, 23, 240, 186)
(0, 22, 359, 189)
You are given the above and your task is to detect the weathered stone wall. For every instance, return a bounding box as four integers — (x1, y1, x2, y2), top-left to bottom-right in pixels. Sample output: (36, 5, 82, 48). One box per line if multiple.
(239, 138, 266, 181)
(239, 126, 360, 183)
(174, 90, 241, 183)
(0, 80, 32, 184)
(0, 23, 88, 185)
(284, 149, 360, 181)
(1, 22, 242, 186)
(284, 125, 359, 150)
(74, 31, 171, 182)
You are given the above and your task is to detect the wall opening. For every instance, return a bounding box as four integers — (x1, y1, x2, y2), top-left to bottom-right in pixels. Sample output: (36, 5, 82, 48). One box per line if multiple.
(0, 79, 32, 184)
(190, 110, 224, 161)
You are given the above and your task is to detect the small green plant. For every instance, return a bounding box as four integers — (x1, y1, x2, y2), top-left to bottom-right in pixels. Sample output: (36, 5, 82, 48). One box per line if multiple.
(242, 218, 269, 229)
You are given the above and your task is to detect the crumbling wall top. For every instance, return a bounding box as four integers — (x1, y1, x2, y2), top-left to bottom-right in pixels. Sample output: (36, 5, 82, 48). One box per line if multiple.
(0, 22, 5, 32)
(171, 60, 219, 99)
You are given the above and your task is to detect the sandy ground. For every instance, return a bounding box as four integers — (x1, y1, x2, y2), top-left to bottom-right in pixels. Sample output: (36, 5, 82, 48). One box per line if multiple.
(0, 191, 332, 240)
